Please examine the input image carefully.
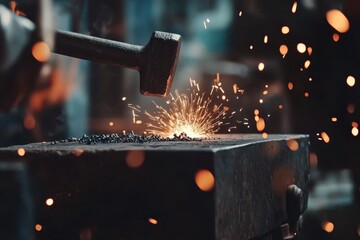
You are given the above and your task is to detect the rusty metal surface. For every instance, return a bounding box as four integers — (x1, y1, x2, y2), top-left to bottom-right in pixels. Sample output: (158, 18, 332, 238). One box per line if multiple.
(0, 134, 309, 240)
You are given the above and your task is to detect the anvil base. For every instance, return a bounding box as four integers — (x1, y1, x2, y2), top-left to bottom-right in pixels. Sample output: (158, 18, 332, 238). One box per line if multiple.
(0, 134, 309, 240)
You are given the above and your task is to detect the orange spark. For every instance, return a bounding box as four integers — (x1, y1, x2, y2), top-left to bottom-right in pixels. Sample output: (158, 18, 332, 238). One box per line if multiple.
(292, 2, 298, 13)
(195, 169, 215, 191)
(144, 81, 225, 138)
(281, 26, 290, 34)
(32, 41, 51, 62)
(326, 9, 350, 33)
(322, 221, 334, 233)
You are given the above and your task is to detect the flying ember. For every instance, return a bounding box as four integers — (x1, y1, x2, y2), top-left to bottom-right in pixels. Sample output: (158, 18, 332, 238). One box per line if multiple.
(143, 80, 226, 138)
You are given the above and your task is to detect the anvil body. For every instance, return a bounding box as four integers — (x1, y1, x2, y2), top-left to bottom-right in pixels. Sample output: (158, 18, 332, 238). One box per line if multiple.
(0, 134, 309, 240)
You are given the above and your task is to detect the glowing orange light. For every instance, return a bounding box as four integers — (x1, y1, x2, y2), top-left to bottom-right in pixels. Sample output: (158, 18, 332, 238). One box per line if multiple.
(346, 76, 356, 87)
(256, 118, 266, 132)
(142, 79, 226, 138)
(258, 62, 265, 71)
(332, 33, 340, 42)
(347, 103, 355, 114)
(195, 169, 215, 192)
(292, 2, 297, 13)
(259, 99, 264, 104)
(109, 122, 114, 127)
(307, 47, 313, 55)
(148, 218, 158, 225)
(279, 45, 288, 56)
(264, 35, 268, 43)
(288, 82, 294, 90)
(304, 92, 309, 97)
(287, 139, 299, 151)
(254, 109, 259, 116)
(321, 132, 330, 143)
(352, 127, 359, 136)
(254, 116, 260, 122)
(297, 43, 306, 53)
(46, 198, 54, 206)
(135, 120, 142, 124)
(326, 9, 350, 33)
(310, 152, 318, 169)
(322, 221, 334, 233)
(352, 122, 358, 128)
(262, 132, 268, 139)
(72, 148, 84, 157)
(24, 114, 36, 130)
(263, 90, 268, 95)
(331, 117, 337, 122)
(32, 41, 51, 62)
(304, 60, 311, 69)
(35, 224, 42, 232)
(17, 148, 25, 157)
(281, 26, 290, 34)
(126, 150, 145, 168)
(279, 104, 283, 110)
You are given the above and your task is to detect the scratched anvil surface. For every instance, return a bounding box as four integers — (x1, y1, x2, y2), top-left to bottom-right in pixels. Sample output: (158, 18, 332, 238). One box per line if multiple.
(0, 134, 309, 240)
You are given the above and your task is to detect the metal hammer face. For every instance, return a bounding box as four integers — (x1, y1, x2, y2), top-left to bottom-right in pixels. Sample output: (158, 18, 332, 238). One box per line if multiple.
(54, 30, 182, 97)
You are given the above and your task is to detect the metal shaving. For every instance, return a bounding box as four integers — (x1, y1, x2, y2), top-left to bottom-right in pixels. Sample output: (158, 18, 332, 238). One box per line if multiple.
(53, 132, 202, 145)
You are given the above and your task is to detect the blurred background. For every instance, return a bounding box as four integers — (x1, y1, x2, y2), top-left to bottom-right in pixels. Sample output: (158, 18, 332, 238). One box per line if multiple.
(0, 0, 360, 239)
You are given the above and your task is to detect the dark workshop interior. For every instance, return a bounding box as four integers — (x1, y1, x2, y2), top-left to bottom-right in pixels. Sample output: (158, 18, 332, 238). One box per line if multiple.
(0, 0, 359, 239)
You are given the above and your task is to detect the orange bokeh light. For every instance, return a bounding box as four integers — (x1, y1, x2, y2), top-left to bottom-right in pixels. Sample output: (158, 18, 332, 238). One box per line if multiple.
(126, 150, 145, 168)
(32, 41, 51, 62)
(46, 198, 54, 206)
(287, 139, 299, 151)
(326, 9, 350, 33)
(17, 148, 25, 157)
(195, 169, 215, 192)
(35, 224, 42, 232)
(322, 221, 334, 233)
(256, 118, 266, 132)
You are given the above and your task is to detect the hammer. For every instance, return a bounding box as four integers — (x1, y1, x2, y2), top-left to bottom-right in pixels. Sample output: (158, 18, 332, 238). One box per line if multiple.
(54, 30, 181, 97)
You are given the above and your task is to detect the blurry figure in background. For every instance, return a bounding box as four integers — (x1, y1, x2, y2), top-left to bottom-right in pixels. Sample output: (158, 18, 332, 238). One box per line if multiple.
(0, 0, 89, 146)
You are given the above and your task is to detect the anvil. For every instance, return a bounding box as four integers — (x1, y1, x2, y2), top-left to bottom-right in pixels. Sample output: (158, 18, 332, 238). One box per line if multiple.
(0, 134, 309, 239)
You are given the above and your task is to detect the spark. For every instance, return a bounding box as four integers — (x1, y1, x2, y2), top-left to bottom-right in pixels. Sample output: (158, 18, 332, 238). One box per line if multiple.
(281, 26, 290, 34)
(321, 132, 330, 143)
(307, 47, 313, 55)
(288, 82, 294, 90)
(144, 82, 226, 138)
(333, 33, 340, 42)
(17, 148, 26, 157)
(352, 127, 359, 136)
(258, 62, 265, 71)
(326, 9, 350, 33)
(292, 2, 298, 13)
(239, 11, 243, 16)
(264, 35, 269, 43)
(297, 43, 307, 53)
(346, 76, 356, 87)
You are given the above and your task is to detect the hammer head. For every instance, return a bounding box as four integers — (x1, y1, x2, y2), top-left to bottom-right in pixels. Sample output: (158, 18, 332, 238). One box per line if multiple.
(141, 31, 181, 97)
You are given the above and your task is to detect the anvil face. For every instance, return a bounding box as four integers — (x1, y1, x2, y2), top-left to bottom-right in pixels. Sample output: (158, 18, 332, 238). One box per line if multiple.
(0, 134, 309, 239)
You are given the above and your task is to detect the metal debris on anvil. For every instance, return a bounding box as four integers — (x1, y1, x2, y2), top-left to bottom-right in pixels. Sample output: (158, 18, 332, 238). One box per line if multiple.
(52, 132, 203, 145)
